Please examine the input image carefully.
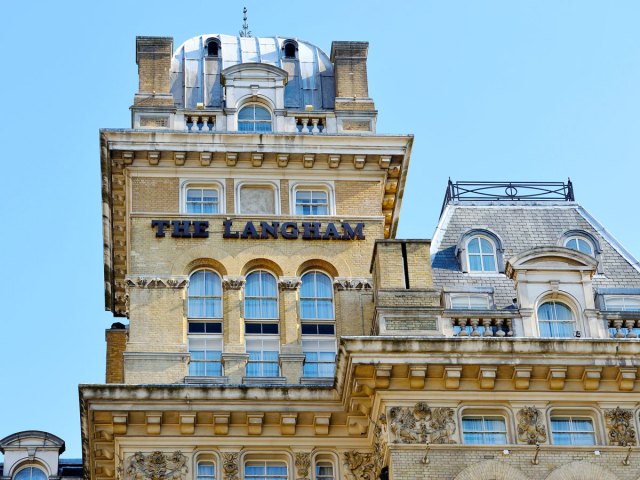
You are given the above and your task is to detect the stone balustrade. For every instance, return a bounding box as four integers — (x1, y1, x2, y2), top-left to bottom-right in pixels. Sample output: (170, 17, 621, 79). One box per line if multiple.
(295, 116, 326, 134)
(607, 318, 640, 338)
(186, 114, 215, 132)
(450, 315, 513, 337)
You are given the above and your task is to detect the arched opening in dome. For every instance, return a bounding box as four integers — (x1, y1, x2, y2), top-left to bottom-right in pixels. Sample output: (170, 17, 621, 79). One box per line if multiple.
(206, 38, 220, 57)
(283, 40, 297, 59)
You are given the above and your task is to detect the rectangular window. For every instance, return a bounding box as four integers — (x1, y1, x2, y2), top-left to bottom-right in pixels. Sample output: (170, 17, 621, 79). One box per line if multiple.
(246, 337, 280, 377)
(315, 462, 334, 480)
(189, 336, 223, 376)
(239, 185, 276, 215)
(244, 462, 287, 480)
(302, 338, 336, 377)
(551, 417, 595, 445)
(450, 294, 490, 309)
(197, 462, 215, 480)
(295, 190, 328, 215)
(186, 188, 219, 214)
(462, 416, 507, 444)
(604, 296, 640, 311)
(301, 323, 335, 335)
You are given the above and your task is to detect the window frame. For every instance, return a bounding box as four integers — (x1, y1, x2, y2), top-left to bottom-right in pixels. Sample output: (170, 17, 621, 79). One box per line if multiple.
(549, 414, 598, 446)
(195, 460, 216, 480)
(244, 270, 280, 321)
(243, 460, 288, 480)
(466, 235, 499, 273)
(461, 415, 509, 445)
(205, 38, 221, 57)
(312, 453, 339, 480)
(235, 181, 280, 215)
(181, 180, 225, 215)
(13, 467, 48, 480)
(282, 39, 298, 59)
(290, 182, 335, 216)
(448, 293, 492, 310)
(603, 295, 640, 311)
(456, 229, 505, 274)
(237, 103, 273, 133)
(536, 299, 578, 338)
(564, 235, 595, 256)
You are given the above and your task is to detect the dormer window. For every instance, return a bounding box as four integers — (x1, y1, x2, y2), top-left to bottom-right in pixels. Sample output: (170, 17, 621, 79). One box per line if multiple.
(283, 40, 298, 59)
(14, 468, 47, 480)
(238, 104, 272, 132)
(564, 236, 594, 255)
(205, 38, 220, 57)
(467, 236, 498, 273)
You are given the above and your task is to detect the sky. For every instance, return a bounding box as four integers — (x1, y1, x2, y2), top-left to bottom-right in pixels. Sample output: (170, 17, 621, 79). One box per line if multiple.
(1, 0, 639, 460)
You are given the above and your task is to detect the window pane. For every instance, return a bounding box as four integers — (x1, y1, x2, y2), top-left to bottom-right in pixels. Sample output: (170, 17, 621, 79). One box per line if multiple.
(254, 106, 272, 120)
(469, 254, 482, 271)
(480, 238, 494, 253)
(238, 106, 254, 120)
(468, 238, 480, 253)
(482, 255, 496, 272)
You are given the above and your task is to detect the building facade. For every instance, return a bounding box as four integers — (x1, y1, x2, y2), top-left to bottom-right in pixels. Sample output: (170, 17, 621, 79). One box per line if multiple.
(25, 31, 640, 480)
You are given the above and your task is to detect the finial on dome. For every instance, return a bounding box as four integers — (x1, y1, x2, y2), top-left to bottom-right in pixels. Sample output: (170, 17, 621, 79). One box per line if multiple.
(239, 7, 252, 38)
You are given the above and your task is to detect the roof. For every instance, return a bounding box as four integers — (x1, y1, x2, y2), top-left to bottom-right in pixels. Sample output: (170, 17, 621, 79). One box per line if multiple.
(170, 34, 335, 110)
(431, 202, 640, 308)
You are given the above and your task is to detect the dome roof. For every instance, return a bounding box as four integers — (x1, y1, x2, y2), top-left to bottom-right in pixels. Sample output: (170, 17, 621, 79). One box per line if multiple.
(170, 34, 335, 110)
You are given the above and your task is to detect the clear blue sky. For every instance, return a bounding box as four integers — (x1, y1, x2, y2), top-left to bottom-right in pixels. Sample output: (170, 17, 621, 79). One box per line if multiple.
(0, 0, 639, 459)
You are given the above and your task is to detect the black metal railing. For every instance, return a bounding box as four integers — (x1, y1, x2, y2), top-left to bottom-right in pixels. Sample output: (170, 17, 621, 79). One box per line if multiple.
(441, 179, 574, 216)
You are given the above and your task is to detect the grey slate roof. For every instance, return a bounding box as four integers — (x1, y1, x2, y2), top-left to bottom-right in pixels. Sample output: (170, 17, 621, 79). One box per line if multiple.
(431, 202, 640, 309)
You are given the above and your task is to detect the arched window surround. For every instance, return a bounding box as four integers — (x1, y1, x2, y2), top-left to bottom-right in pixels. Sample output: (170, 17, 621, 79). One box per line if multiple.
(558, 229, 603, 274)
(282, 39, 299, 59)
(193, 453, 220, 480)
(534, 292, 583, 338)
(311, 452, 340, 480)
(12, 466, 49, 480)
(205, 37, 221, 57)
(236, 101, 273, 133)
(545, 406, 602, 446)
(456, 228, 505, 274)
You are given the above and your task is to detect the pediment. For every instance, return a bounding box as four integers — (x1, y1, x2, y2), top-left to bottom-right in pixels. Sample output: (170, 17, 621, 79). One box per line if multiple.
(506, 246, 598, 277)
(222, 63, 288, 84)
(0, 431, 65, 453)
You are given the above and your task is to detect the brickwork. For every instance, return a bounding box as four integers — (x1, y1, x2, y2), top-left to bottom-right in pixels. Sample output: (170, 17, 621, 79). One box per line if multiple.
(406, 241, 434, 288)
(131, 177, 179, 212)
(105, 327, 127, 383)
(330, 41, 370, 99)
(390, 447, 634, 480)
(135, 36, 174, 106)
(334, 180, 382, 216)
(280, 179, 290, 214)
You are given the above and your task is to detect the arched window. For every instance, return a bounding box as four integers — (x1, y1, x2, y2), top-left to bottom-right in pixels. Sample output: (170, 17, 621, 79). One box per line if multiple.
(205, 38, 220, 57)
(245, 271, 278, 319)
(14, 468, 47, 480)
(564, 236, 594, 255)
(238, 104, 272, 132)
(283, 40, 297, 59)
(467, 236, 498, 272)
(187, 270, 223, 377)
(537, 300, 576, 338)
(300, 272, 334, 320)
(301, 271, 336, 378)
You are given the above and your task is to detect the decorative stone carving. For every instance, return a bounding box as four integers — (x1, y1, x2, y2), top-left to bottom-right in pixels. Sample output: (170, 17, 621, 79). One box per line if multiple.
(125, 276, 188, 289)
(222, 453, 239, 480)
(372, 413, 388, 475)
(387, 402, 456, 444)
(222, 276, 246, 290)
(334, 277, 373, 291)
(343, 451, 375, 480)
(279, 276, 301, 290)
(516, 406, 547, 445)
(605, 407, 637, 446)
(294, 452, 311, 480)
(124, 451, 187, 480)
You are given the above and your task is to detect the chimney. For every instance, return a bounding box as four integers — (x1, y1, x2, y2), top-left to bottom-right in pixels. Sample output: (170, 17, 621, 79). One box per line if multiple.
(330, 41, 375, 111)
(134, 36, 174, 107)
(105, 322, 127, 383)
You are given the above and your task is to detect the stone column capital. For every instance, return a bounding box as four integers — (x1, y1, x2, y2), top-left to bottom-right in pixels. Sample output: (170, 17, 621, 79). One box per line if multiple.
(223, 275, 246, 290)
(279, 276, 302, 290)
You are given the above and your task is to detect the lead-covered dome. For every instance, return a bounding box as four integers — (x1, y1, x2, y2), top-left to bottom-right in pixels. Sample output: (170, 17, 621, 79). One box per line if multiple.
(170, 35, 335, 111)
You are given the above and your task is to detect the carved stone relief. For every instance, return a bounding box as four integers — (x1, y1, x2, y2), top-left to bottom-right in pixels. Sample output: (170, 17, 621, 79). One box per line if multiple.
(125, 276, 188, 289)
(334, 277, 373, 291)
(279, 276, 302, 291)
(294, 452, 311, 480)
(221, 453, 239, 480)
(516, 406, 547, 445)
(388, 402, 456, 444)
(372, 413, 388, 475)
(124, 451, 187, 480)
(605, 407, 637, 446)
(222, 276, 246, 290)
(343, 451, 375, 480)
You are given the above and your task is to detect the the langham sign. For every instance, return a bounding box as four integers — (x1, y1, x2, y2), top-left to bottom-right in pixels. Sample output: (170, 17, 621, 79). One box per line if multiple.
(151, 220, 366, 240)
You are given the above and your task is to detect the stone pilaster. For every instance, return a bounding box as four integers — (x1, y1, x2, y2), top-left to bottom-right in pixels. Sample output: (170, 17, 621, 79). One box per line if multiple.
(223, 276, 245, 353)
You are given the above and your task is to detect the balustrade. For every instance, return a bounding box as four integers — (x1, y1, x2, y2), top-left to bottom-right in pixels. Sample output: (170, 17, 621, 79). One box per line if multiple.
(607, 318, 640, 338)
(451, 317, 513, 337)
(295, 117, 325, 134)
(186, 115, 215, 132)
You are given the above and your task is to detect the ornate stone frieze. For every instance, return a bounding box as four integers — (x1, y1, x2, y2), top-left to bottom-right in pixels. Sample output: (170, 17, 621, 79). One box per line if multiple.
(605, 407, 637, 446)
(333, 277, 373, 291)
(222, 453, 239, 480)
(279, 276, 302, 291)
(222, 276, 246, 290)
(294, 452, 311, 480)
(388, 402, 456, 444)
(343, 451, 375, 480)
(372, 413, 388, 475)
(516, 406, 547, 445)
(125, 276, 188, 289)
(124, 451, 187, 480)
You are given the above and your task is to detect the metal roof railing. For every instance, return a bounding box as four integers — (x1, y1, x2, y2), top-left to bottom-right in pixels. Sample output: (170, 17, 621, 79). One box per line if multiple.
(441, 179, 575, 217)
